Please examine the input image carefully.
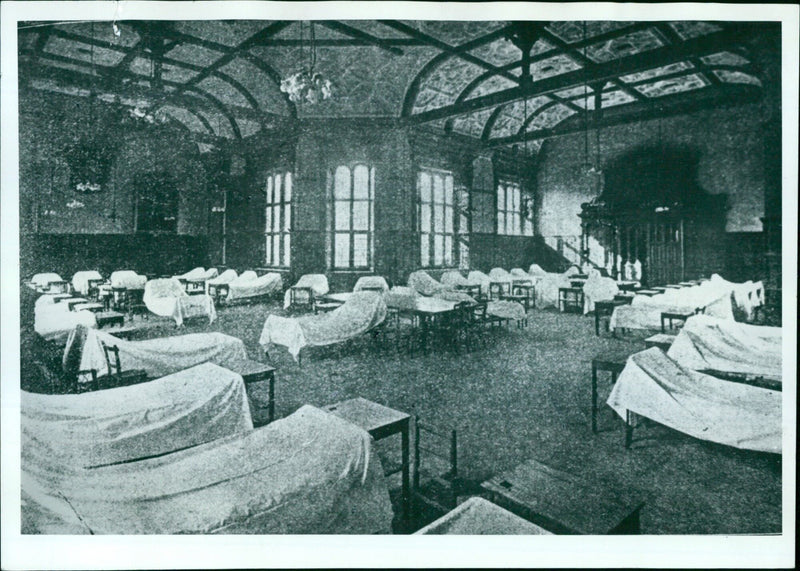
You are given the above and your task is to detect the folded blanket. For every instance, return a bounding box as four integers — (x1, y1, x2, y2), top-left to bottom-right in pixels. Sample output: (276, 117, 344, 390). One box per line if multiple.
(487, 300, 526, 320)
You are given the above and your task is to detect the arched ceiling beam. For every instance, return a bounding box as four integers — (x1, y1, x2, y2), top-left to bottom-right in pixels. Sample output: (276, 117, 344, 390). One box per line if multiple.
(400, 24, 515, 117)
(404, 23, 760, 126)
(479, 106, 506, 141)
(186, 87, 241, 139)
(317, 20, 404, 55)
(510, 99, 564, 139)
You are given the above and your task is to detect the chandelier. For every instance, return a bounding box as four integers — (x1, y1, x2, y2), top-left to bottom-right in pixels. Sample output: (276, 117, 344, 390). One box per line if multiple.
(280, 22, 332, 104)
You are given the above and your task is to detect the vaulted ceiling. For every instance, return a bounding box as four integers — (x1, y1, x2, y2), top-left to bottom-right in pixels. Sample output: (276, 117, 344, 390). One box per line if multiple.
(18, 19, 772, 152)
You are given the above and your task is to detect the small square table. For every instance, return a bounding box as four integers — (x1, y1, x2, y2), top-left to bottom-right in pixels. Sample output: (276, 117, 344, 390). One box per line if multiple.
(651, 286, 667, 294)
(591, 354, 628, 433)
(511, 283, 536, 308)
(482, 458, 644, 534)
(634, 289, 660, 297)
(72, 302, 105, 313)
(322, 397, 411, 525)
(664, 284, 682, 289)
(207, 283, 230, 305)
(616, 281, 639, 292)
(645, 333, 677, 352)
(594, 299, 629, 335)
(489, 281, 511, 299)
(558, 287, 584, 313)
(225, 358, 277, 426)
(660, 310, 694, 332)
(95, 311, 126, 329)
(455, 284, 482, 299)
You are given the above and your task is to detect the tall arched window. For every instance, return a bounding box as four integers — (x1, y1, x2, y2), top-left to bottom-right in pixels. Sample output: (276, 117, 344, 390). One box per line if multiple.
(331, 164, 375, 269)
(497, 179, 534, 236)
(418, 168, 455, 267)
(265, 171, 292, 267)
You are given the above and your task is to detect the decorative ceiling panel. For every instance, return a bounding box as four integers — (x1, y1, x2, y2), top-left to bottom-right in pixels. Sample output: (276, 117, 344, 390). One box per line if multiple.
(193, 107, 235, 138)
(469, 37, 520, 67)
(451, 107, 495, 138)
(219, 57, 289, 116)
(55, 22, 140, 48)
(700, 51, 750, 66)
(412, 57, 486, 114)
(546, 21, 637, 44)
(669, 21, 723, 40)
(273, 21, 351, 40)
(634, 72, 710, 97)
(526, 103, 576, 132)
(714, 70, 762, 86)
(161, 104, 209, 133)
(19, 31, 39, 51)
(235, 116, 261, 137)
(489, 95, 551, 139)
(585, 28, 666, 63)
(399, 21, 506, 46)
(619, 61, 694, 83)
(571, 89, 637, 109)
(44, 36, 126, 66)
(197, 75, 251, 108)
(37, 56, 99, 76)
(130, 57, 199, 83)
(30, 78, 90, 98)
(165, 42, 225, 66)
(553, 84, 594, 99)
(530, 53, 582, 80)
(251, 44, 439, 117)
(174, 21, 271, 46)
(341, 20, 411, 39)
(465, 74, 518, 101)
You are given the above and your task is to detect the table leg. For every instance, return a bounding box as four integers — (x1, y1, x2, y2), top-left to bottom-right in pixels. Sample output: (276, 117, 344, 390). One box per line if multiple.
(595, 309, 601, 336)
(625, 410, 634, 448)
(591, 361, 598, 433)
(401, 417, 410, 526)
(268, 372, 275, 423)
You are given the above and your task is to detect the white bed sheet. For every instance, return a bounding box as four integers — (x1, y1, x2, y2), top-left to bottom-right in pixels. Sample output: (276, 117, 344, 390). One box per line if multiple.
(582, 274, 620, 314)
(228, 272, 282, 301)
(109, 270, 147, 290)
(666, 315, 782, 379)
(34, 303, 96, 343)
(31, 273, 63, 289)
(262, 291, 387, 360)
(283, 274, 330, 308)
(22, 362, 252, 468)
(607, 348, 781, 453)
(143, 278, 216, 326)
(408, 270, 449, 296)
(71, 271, 103, 295)
(353, 276, 390, 292)
(21, 405, 393, 534)
(73, 328, 248, 379)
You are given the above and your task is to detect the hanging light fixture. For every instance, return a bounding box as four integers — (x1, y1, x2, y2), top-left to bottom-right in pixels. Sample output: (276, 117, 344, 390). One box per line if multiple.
(280, 21, 333, 104)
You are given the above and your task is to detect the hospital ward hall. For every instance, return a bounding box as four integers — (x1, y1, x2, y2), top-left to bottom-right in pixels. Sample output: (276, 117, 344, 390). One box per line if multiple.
(15, 18, 789, 537)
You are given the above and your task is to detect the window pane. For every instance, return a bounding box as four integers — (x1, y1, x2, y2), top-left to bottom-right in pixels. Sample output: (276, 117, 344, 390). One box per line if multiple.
(433, 175, 444, 204)
(433, 234, 444, 266)
(420, 203, 431, 232)
(273, 233, 280, 264)
(274, 174, 282, 204)
(498, 212, 505, 235)
(266, 236, 272, 264)
(444, 236, 453, 266)
(334, 233, 350, 267)
(420, 234, 430, 267)
(524, 218, 533, 236)
(266, 176, 273, 204)
(284, 172, 292, 202)
(334, 166, 351, 200)
(335, 200, 351, 230)
(460, 213, 468, 234)
(419, 172, 431, 203)
(506, 213, 513, 235)
(433, 204, 444, 232)
(506, 186, 513, 210)
(445, 206, 453, 233)
(265, 206, 272, 231)
(370, 167, 376, 199)
(353, 234, 368, 267)
(514, 213, 521, 235)
(444, 175, 453, 205)
(497, 185, 505, 209)
(283, 235, 291, 266)
(273, 205, 281, 232)
(514, 187, 521, 211)
(353, 165, 369, 199)
(352, 201, 369, 231)
(284, 204, 291, 231)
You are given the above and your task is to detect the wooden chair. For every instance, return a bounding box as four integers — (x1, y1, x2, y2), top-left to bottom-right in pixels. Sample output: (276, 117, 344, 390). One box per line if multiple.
(96, 342, 148, 390)
(288, 286, 315, 312)
(413, 420, 463, 515)
(436, 301, 474, 352)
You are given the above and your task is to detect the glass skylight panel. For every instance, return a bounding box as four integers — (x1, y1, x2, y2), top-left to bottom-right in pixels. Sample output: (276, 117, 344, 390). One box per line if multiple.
(546, 21, 636, 44)
(634, 73, 710, 97)
(668, 21, 723, 40)
(713, 70, 762, 86)
(585, 28, 666, 63)
(553, 85, 593, 99)
(619, 62, 694, 83)
(44, 36, 126, 66)
(700, 51, 750, 66)
(530, 54, 582, 80)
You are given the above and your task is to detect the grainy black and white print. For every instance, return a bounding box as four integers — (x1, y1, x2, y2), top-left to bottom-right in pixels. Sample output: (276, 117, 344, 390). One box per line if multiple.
(2, 2, 796, 569)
